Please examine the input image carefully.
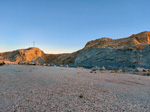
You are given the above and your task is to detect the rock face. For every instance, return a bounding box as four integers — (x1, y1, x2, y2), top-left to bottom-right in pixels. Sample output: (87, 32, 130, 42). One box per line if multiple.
(74, 44, 150, 71)
(0, 31, 150, 71)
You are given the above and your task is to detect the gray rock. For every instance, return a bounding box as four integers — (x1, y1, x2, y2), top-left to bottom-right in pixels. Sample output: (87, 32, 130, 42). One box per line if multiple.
(43, 63, 47, 66)
(136, 67, 144, 72)
(47, 64, 50, 66)
(101, 66, 106, 70)
(60, 65, 63, 67)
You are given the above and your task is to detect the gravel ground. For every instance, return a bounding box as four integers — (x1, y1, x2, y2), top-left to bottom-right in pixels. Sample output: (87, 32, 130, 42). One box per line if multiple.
(0, 65, 150, 112)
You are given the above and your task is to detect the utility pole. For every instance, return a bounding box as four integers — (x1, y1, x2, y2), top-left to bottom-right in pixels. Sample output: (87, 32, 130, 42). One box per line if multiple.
(33, 41, 35, 47)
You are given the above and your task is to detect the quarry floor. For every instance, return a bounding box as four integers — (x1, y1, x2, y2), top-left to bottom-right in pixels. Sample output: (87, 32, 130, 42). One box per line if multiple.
(0, 65, 150, 112)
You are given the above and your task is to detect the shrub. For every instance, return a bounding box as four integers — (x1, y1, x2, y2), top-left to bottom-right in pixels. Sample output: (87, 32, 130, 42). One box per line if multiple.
(79, 94, 83, 98)
(114, 69, 118, 73)
(122, 68, 126, 73)
(111, 70, 117, 73)
(0, 61, 5, 66)
(142, 69, 147, 72)
(147, 72, 150, 76)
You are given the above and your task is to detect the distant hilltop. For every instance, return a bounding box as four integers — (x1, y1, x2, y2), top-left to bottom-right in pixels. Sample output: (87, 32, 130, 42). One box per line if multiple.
(0, 31, 150, 71)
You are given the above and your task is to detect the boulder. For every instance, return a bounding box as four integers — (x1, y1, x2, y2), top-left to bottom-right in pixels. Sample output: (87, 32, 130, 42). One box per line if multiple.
(91, 66, 99, 71)
(60, 65, 64, 67)
(65, 65, 69, 68)
(135, 67, 144, 72)
(43, 63, 47, 66)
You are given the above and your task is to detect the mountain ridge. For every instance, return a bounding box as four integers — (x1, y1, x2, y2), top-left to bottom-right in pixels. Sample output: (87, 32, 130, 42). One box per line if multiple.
(0, 31, 150, 70)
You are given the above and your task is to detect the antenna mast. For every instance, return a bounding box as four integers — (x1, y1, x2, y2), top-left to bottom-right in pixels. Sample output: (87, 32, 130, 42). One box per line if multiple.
(33, 41, 35, 47)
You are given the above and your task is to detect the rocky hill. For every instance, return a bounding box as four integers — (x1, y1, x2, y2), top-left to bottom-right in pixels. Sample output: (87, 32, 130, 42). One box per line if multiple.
(74, 31, 150, 71)
(84, 31, 150, 49)
(0, 31, 150, 71)
(0, 47, 45, 64)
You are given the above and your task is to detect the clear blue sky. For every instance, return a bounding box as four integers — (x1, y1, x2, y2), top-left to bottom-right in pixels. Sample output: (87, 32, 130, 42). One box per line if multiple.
(0, 0, 150, 53)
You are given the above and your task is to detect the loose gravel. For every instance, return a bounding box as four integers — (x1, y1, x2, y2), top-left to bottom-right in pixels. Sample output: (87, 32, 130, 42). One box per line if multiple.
(0, 65, 150, 112)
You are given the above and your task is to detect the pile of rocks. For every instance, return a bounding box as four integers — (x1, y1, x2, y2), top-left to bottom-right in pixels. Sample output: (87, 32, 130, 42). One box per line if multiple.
(134, 67, 150, 76)
(90, 66, 106, 73)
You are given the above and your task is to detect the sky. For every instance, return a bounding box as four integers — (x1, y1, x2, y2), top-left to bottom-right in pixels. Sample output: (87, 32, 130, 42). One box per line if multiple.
(0, 0, 150, 54)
